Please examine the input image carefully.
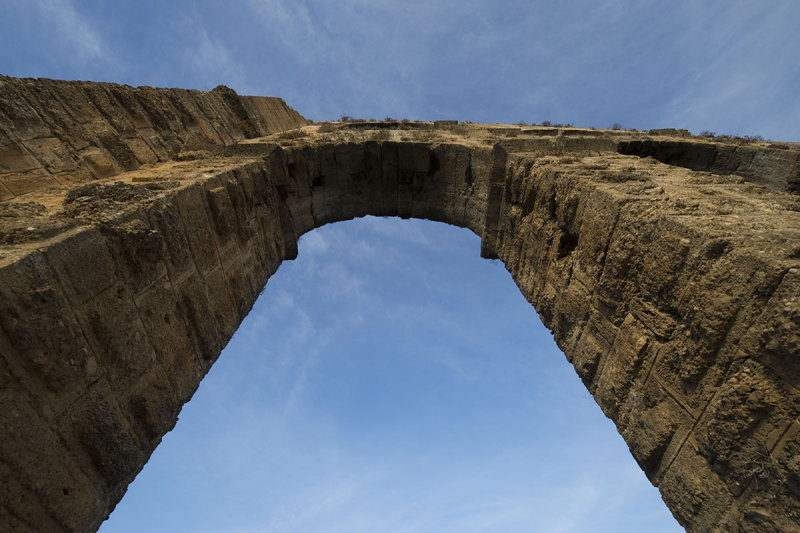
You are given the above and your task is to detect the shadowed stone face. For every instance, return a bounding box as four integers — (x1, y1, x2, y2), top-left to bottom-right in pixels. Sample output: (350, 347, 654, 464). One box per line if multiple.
(0, 77, 799, 532)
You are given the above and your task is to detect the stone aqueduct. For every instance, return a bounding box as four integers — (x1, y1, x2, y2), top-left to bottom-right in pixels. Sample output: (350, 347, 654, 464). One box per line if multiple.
(0, 76, 799, 532)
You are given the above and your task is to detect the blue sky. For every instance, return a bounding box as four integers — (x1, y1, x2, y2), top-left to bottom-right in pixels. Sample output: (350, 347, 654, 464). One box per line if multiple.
(100, 219, 680, 532)
(1, 1, 799, 140)
(1, 1, 797, 531)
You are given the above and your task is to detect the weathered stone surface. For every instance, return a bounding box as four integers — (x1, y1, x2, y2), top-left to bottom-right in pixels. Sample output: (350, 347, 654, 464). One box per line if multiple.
(0, 75, 310, 203)
(1, 76, 799, 532)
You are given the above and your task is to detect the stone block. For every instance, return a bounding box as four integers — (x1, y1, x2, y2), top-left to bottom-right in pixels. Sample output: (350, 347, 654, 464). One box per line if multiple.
(224, 251, 260, 323)
(175, 183, 221, 275)
(311, 185, 329, 226)
(570, 188, 620, 287)
(314, 143, 340, 224)
(364, 140, 386, 216)
(693, 358, 800, 498)
(591, 205, 659, 324)
(74, 282, 157, 394)
(464, 194, 486, 234)
(0, 181, 13, 201)
(174, 270, 229, 366)
(22, 136, 77, 174)
(618, 376, 694, 482)
(335, 142, 365, 218)
(735, 269, 800, 389)
(398, 143, 430, 178)
(57, 380, 143, 500)
(658, 438, 735, 531)
(594, 312, 657, 419)
(1, 173, 59, 197)
(0, 465, 64, 532)
(285, 145, 315, 199)
(253, 201, 286, 273)
(0, 346, 11, 390)
(205, 183, 238, 251)
(0, 141, 43, 172)
(650, 257, 787, 414)
(147, 197, 196, 283)
(0, 391, 103, 531)
(134, 277, 203, 403)
(0, 252, 91, 396)
(44, 228, 117, 307)
(627, 298, 678, 341)
(125, 366, 181, 449)
(81, 146, 121, 179)
(287, 195, 314, 235)
(204, 265, 240, 339)
(99, 211, 168, 296)
(569, 319, 612, 389)
(124, 137, 159, 165)
(222, 170, 257, 249)
(548, 277, 592, 351)
(380, 141, 399, 216)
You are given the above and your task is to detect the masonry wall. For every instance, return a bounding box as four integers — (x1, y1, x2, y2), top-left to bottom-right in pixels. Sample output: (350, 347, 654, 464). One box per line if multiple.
(491, 154, 800, 531)
(0, 159, 298, 530)
(1, 78, 799, 532)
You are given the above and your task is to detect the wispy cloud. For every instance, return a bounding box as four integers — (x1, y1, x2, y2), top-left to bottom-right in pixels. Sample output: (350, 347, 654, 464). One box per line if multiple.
(173, 14, 248, 90)
(244, 0, 319, 63)
(33, 0, 107, 63)
(653, 2, 800, 139)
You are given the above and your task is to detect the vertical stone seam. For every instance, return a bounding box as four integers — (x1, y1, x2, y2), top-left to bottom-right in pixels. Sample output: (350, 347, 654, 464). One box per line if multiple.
(70, 282, 151, 446)
(769, 420, 799, 457)
(0, 179, 15, 201)
(176, 185, 225, 279)
(659, 384, 727, 488)
(480, 144, 508, 259)
(118, 212, 186, 408)
(4, 83, 62, 175)
(166, 192, 204, 284)
(24, 83, 116, 175)
(193, 175, 246, 335)
(80, 86, 142, 164)
(377, 141, 385, 214)
(725, 267, 799, 395)
(0, 454, 68, 531)
(187, 94, 230, 146)
(144, 193, 205, 380)
(211, 172, 248, 284)
(726, 419, 796, 511)
(649, 372, 699, 419)
(43, 239, 119, 414)
(15, 249, 106, 421)
(105, 88, 165, 161)
(0, 322, 65, 421)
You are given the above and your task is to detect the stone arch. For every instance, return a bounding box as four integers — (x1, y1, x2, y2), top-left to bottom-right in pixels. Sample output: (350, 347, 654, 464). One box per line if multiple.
(1, 78, 799, 532)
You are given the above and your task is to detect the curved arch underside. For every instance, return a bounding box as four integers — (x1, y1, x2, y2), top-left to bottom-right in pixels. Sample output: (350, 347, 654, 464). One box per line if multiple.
(0, 78, 799, 532)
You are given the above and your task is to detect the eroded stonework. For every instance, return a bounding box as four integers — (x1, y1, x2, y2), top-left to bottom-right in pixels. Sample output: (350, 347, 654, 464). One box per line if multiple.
(0, 76, 799, 532)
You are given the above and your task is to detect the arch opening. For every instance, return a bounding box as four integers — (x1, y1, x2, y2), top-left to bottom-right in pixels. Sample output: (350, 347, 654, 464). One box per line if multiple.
(99, 217, 680, 532)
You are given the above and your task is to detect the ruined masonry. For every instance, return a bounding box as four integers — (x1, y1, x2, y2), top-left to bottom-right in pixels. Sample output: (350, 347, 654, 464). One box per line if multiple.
(0, 75, 799, 532)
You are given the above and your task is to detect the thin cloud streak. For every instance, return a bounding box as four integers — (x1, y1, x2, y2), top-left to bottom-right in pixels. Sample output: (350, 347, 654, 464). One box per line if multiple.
(34, 0, 106, 63)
